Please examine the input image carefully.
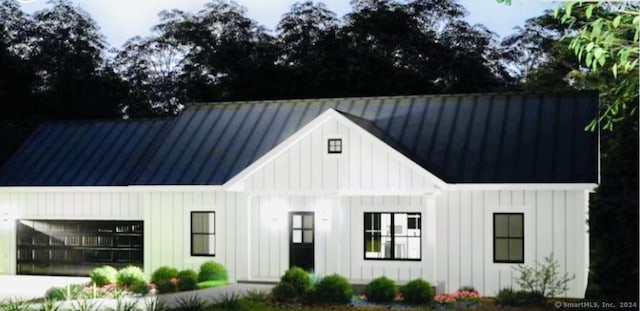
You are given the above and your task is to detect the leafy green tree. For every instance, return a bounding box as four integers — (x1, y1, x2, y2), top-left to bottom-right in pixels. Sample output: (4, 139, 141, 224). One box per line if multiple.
(558, 2, 638, 131)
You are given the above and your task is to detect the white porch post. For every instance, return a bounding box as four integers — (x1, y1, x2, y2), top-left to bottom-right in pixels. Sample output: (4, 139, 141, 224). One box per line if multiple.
(424, 195, 437, 284)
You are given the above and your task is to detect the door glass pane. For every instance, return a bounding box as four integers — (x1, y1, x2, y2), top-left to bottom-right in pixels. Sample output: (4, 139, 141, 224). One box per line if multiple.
(293, 230, 302, 243)
(303, 215, 313, 229)
(303, 230, 313, 243)
(293, 215, 302, 229)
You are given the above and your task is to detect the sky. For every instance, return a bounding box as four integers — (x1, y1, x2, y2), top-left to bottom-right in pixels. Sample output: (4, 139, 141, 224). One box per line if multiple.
(16, 0, 557, 49)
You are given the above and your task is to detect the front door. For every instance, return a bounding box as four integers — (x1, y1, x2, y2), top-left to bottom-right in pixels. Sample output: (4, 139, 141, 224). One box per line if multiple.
(289, 212, 314, 272)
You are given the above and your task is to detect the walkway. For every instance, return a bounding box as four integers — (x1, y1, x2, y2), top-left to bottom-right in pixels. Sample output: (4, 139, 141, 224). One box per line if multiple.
(0, 275, 274, 308)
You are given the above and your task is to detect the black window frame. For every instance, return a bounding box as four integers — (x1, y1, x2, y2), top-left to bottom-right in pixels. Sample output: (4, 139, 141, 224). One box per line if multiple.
(327, 138, 342, 154)
(191, 211, 216, 257)
(363, 212, 421, 261)
(493, 213, 524, 264)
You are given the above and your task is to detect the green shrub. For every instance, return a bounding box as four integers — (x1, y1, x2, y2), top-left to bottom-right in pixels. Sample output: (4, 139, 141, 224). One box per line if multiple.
(151, 266, 178, 284)
(312, 274, 353, 304)
(116, 266, 146, 287)
(90, 266, 118, 287)
(177, 269, 199, 292)
(495, 287, 519, 306)
(280, 267, 311, 297)
(151, 266, 179, 293)
(399, 279, 434, 304)
(129, 281, 150, 295)
(271, 282, 298, 303)
(519, 290, 546, 306)
(197, 261, 228, 282)
(495, 287, 544, 307)
(365, 276, 397, 303)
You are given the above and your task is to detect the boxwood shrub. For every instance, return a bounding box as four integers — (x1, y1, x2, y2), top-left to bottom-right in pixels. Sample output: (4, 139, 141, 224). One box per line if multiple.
(116, 266, 146, 287)
(365, 276, 397, 303)
(271, 282, 298, 303)
(281, 267, 311, 297)
(311, 274, 353, 304)
(399, 279, 434, 304)
(177, 269, 199, 292)
(495, 287, 544, 307)
(90, 265, 118, 287)
(151, 266, 178, 293)
(198, 261, 228, 282)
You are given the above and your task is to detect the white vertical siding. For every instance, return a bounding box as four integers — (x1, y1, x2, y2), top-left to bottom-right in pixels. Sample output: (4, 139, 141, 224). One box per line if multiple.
(0, 190, 245, 281)
(436, 189, 589, 298)
(243, 118, 436, 194)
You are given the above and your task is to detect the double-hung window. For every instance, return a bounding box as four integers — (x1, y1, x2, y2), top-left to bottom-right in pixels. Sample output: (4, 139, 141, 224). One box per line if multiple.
(493, 213, 524, 263)
(364, 212, 421, 260)
(191, 211, 216, 256)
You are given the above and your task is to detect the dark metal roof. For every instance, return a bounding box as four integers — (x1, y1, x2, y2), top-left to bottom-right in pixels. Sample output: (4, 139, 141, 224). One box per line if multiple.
(133, 92, 599, 185)
(0, 92, 599, 186)
(0, 119, 170, 186)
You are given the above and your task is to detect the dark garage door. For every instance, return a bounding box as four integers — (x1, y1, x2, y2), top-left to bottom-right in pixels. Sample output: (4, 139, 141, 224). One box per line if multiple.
(16, 220, 143, 276)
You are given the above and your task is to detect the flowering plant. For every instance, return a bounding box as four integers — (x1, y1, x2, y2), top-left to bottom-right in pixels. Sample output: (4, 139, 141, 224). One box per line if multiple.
(434, 289, 481, 306)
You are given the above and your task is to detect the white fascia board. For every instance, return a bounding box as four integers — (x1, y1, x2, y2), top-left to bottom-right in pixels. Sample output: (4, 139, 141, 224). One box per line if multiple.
(223, 108, 449, 191)
(451, 183, 598, 191)
(0, 185, 223, 192)
(243, 188, 442, 197)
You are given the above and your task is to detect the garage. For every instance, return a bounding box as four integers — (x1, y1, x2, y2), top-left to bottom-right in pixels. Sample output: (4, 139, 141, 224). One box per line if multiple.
(16, 220, 143, 276)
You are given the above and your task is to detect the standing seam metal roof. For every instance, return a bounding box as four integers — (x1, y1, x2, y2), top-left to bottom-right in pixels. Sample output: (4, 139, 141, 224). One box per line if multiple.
(0, 92, 599, 186)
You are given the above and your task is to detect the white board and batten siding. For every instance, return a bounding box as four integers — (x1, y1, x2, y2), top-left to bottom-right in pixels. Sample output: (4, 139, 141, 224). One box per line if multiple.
(0, 189, 246, 281)
(435, 189, 589, 298)
(140, 190, 245, 281)
(0, 190, 143, 275)
(242, 117, 440, 195)
(239, 115, 442, 284)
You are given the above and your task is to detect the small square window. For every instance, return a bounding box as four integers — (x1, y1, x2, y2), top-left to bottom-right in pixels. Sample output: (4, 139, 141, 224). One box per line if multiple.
(328, 138, 342, 154)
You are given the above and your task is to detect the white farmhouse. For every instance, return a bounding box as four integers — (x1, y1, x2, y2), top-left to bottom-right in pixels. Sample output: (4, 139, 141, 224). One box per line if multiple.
(0, 92, 599, 298)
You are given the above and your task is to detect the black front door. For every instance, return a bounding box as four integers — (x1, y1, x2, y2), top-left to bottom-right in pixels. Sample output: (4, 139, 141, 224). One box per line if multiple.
(289, 212, 314, 272)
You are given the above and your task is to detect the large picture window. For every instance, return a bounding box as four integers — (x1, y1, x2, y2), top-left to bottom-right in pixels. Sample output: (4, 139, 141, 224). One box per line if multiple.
(364, 212, 421, 260)
(191, 211, 215, 256)
(493, 213, 524, 263)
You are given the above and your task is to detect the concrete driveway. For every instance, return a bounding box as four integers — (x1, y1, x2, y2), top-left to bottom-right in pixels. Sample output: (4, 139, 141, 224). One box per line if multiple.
(0, 275, 89, 301)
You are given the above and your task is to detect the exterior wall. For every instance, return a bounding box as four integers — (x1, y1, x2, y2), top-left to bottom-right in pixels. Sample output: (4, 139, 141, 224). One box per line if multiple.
(435, 189, 589, 298)
(245, 195, 435, 283)
(0, 188, 590, 298)
(0, 190, 143, 275)
(0, 189, 246, 281)
(140, 191, 245, 281)
(243, 117, 438, 194)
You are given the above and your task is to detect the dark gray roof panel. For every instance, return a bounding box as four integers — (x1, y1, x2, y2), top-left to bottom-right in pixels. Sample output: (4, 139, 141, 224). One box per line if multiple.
(0, 92, 599, 186)
(130, 91, 597, 185)
(0, 119, 170, 186)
